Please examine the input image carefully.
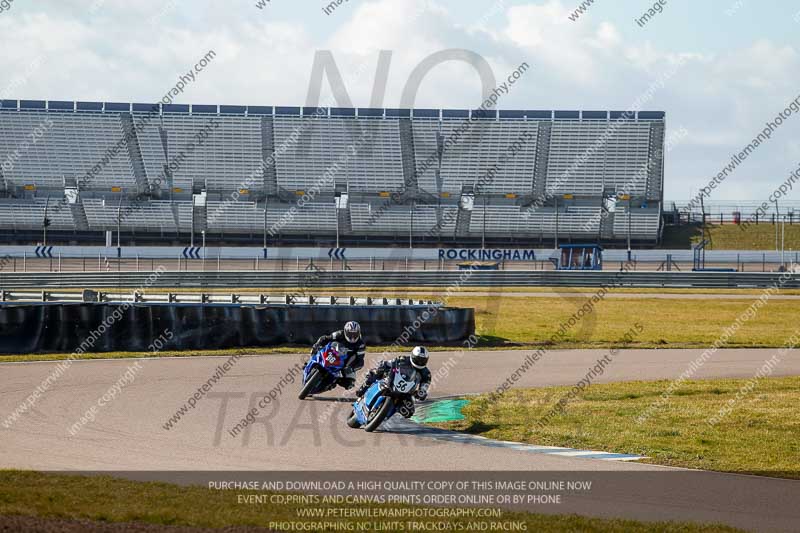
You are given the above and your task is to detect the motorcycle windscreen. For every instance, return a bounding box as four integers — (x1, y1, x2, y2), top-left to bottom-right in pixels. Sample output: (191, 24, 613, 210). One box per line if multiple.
(303, 349, 323, 378)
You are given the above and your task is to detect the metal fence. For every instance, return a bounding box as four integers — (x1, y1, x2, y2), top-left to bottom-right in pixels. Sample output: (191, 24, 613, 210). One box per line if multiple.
(1, 269, 798, 290)
(0, 290, 437, 306)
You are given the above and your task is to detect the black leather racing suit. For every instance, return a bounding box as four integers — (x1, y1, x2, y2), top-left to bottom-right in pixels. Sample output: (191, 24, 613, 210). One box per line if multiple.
(356, 356, 431, 418)
(311, 330, 366, 389)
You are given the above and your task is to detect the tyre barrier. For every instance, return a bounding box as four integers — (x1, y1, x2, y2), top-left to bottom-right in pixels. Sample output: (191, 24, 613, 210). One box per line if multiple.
(0, 302, 475, 354)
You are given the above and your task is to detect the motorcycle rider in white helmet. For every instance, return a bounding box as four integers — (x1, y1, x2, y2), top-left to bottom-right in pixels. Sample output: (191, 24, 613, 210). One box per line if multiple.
(310, 321, 365, 389)
(355, 346, 431, 418)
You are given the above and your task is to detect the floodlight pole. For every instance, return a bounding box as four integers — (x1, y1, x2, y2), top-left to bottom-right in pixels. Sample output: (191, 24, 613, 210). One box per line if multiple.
(336, 204, 340, 249)
(263, 195, 269, 253)
(481, 195, 486, 250)
(554, 196, 558, 249)
(116, 198, 122, 271)
(409, 203, 414, 250)
(42, 197, 49, 247)
(781, 215, 786, 268)
(627, 197, 632, 261)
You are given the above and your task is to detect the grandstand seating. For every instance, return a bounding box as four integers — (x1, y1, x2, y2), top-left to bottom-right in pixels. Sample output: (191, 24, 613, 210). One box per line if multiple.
(273, 116, 405, 193)
(83, 198, 177, 232)
(546, 121, 652, 196)
(0, 112, 135, 190)
(204, 199, 337, 234)
(612, 206, 661, 238)
(413, 120, 539, 194)
(0, 198, 75, 230)
(350, 203, 457, 235)
(135, 115, 263, 192)
(0, 101, 665, 244)
(470, 205, 602, 236)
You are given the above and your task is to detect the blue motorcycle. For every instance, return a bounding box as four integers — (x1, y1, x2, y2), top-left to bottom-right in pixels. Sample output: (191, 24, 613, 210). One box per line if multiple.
(298, 342, 351, 400)
(347, 366, 420, 432)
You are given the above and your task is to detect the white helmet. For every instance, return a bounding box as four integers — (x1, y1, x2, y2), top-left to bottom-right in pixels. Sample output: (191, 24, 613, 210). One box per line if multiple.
(343, 321, 361, 343)
(410, 346, 429, 369)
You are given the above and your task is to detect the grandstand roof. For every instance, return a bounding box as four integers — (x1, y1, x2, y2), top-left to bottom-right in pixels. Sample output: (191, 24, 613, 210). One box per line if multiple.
(0, 100, 665, 121)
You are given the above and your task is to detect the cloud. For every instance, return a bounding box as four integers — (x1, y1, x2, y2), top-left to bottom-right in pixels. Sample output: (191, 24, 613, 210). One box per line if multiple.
(0, 0, 797, 201)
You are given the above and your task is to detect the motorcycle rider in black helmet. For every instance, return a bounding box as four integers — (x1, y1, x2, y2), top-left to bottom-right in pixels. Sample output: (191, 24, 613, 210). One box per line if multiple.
(355, 346, 431, 418)
(310, 321, 365, 389)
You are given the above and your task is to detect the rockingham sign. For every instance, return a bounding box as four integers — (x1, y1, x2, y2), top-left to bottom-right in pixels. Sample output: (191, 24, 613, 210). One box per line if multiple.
(0, 245, 543, 262)
(438, 248, 537, 261)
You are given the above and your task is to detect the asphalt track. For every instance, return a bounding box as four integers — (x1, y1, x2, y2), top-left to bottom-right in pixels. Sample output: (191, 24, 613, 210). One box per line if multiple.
(2, 349, 800, 531)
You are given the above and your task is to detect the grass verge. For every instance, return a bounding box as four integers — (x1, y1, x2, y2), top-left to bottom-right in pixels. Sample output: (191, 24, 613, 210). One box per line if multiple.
(434, 377, 800, 479)
(0, 471, 740, 532)
(662, 222, 800, 250)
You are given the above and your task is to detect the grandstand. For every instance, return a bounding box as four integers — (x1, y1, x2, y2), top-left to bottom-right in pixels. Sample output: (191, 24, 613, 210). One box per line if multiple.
(0, 100, 665, 246)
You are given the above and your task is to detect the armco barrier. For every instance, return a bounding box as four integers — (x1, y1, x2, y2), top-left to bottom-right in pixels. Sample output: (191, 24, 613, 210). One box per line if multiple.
(1, 269, 799, 289)
(0, 302, 474, 354)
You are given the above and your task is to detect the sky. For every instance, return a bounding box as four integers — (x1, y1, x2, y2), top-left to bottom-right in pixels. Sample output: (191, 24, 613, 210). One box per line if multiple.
(1, 0, 799, 206)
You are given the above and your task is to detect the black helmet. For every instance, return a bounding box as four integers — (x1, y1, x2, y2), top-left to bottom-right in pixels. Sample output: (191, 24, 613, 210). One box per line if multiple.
(410, 346, 429, 369)
(343, 321, 361, 343)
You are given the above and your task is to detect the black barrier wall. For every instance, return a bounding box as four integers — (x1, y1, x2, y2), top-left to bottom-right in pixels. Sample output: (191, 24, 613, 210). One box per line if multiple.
(0, 303, 474, 354)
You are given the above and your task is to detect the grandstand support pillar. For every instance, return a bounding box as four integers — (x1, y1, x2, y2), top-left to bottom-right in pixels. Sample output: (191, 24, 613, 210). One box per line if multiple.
(398, 118, 419, 194)
(121, 113, 150, 195)
(261, 116, 279, 195)
(532, 121, 552, 200)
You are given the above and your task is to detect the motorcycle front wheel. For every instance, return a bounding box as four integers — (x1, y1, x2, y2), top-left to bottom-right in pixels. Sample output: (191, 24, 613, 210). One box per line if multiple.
(364, 398, 394, 432)
(298, 368, 322, 400)
(346, 409, 360, 428)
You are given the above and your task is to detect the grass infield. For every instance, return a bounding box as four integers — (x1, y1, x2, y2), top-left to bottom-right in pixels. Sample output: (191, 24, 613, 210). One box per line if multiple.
(0, 471, 741, 532)
(662, 222, 800, 250)
(434, 377, 800, 479)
